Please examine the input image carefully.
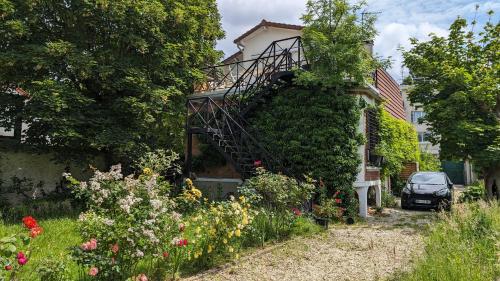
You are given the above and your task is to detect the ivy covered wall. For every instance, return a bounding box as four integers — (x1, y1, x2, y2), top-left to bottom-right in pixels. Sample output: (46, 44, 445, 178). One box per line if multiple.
(248, 85, 364, 195)
(376, 108, 420, 178)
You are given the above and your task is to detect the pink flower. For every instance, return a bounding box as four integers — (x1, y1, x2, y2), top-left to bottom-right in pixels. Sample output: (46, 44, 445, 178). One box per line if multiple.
(17, 257, 27, 266)
(254, 160, 262, 167)
(89, 238, 97, 250)
(111, 243, 119, 254)
(81, 239, 98, 251)
(137, 274, 148, 281)
(89, 267, 99, 276)
(16, 252, 25, 259)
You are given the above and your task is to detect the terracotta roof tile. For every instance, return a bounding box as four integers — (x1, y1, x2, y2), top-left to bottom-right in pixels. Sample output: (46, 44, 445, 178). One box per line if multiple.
(233, 19, 303, 44)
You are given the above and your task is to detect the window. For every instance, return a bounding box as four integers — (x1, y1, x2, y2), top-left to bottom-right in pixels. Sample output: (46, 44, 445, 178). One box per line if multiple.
(411, 111, 425, 123)
(417, 132, 430, 143)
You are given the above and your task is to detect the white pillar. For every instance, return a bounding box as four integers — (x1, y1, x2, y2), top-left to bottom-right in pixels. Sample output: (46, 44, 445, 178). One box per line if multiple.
(355, 186, 369, 218)
(375, 182, 382, 208)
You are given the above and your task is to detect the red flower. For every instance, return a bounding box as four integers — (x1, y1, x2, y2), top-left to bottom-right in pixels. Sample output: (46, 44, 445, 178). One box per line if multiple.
(253, 160, 262, 167)
(177, 240, 183, 247)
(4, 265, 12, 271)
(22, 216, 38, 229)
(292, 208, 302, 216)
(183, 239, 188, 246)
(17, 257, 27, 266)
(163, 251, 169, 258)
(334, 191, 340, 197)
(335, 198, 342, 204)
(30, 226, 43, 238)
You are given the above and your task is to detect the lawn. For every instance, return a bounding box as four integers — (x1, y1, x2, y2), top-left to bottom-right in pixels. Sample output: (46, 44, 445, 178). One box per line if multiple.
(0, 217, 81, 280)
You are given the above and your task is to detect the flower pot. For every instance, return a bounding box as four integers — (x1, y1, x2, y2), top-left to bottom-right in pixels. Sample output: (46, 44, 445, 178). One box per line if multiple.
(345, 217, 355, 225)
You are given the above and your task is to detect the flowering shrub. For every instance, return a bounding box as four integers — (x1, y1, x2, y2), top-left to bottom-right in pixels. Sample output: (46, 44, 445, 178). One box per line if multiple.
(175, 179, 203, 213)
(66, 165, 179, 280)
(0, 216, 43, 280)
(241, 168, 315, 211)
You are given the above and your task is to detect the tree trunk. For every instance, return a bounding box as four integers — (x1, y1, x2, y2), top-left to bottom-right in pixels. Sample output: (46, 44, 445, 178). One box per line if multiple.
(484, 166, 500, 200)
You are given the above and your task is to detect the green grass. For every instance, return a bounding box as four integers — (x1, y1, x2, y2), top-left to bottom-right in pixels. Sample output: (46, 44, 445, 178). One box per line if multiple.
(0, 213, 323, 280)
(0, 217, 81, 280)
(393, 201, 500, 281)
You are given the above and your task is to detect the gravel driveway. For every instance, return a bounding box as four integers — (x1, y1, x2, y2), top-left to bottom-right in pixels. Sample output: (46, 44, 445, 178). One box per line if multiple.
(184, 208, 434, 281)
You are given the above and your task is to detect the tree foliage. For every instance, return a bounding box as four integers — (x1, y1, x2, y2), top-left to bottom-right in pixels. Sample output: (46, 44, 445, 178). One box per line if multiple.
(402, 13, 499, 174)
(419, 151, 442, 172)
(299, 0, 378, 87)
(249, 85, 364, 195)
(0, 0, 224, 165)
(376, 108, 420, 177)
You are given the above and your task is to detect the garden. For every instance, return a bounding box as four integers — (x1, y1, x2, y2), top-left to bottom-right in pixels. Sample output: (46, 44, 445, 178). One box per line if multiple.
(0, 152, 340, 281)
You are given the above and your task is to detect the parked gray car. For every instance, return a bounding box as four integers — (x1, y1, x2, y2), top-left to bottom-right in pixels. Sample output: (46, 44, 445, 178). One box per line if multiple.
(401, 172, 454, 211)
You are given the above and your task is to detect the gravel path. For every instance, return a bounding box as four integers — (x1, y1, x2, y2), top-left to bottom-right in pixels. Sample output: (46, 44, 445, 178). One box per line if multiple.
(183, 208, 434, 281)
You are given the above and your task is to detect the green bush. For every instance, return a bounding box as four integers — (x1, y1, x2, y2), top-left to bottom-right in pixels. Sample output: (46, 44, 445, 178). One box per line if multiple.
(395, 201, 500, 281)
(381, 190, 398, 208)
(249, 85, 363, 196)
(240, 168, 315, 211)
(459, 181, 486, 203)
(419, 151, 441, 171)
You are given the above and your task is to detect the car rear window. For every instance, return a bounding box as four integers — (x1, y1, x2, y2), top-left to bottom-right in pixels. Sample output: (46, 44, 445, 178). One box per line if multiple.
(410, 173, 446, 185)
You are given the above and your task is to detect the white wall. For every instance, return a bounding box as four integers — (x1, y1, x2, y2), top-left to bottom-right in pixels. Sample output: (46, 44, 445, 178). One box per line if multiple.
(239, 27, 303, 61)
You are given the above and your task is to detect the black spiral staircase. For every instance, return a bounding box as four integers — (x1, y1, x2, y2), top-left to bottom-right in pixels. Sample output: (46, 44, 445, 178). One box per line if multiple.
(186, 36, 308, 179)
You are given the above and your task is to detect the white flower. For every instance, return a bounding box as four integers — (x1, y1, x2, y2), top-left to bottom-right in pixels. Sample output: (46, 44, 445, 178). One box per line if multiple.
(150, 199, 162, 210)
(103, 218, 115, 226)
(171, 211, 182, 222)
(171, 237, 181, 246)
(135, 250, 144, 258)
(109, 164, 123, 180)
(143, 229, 159, 244)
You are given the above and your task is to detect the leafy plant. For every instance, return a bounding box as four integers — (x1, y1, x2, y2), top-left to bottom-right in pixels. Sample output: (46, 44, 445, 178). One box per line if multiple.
(240, 168, 315, 211)
(65, 165, 178, 280)
(402, 10, 500, 198)
(249, 86, 363, 197)
(376, 107, 420, 178)
(381, 190, 397, 208)
(419, 151, 442, 172)
(459, 181, 486, 203)
(0, 0, 224, 165)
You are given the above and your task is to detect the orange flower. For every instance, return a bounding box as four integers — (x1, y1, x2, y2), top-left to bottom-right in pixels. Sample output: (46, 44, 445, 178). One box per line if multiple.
(29, 226, 43, 238)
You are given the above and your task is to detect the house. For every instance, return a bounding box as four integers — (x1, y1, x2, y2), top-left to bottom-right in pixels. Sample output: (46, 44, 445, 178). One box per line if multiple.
(401, 85, 476, 185)
(187, 20, 407, 217)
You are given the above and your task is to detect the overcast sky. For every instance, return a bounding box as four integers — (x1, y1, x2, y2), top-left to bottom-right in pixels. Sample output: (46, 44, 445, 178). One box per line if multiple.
(216, 0, 499, 82)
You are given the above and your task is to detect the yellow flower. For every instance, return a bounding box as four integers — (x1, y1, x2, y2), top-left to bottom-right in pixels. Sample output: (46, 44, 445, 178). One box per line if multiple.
(228, 246, 234, 253)
(185, 178, 193, 186)
(242, 213, 249, 225)
(235, 254, 240, 259)
(143, 167, 152, 175)
(207, 245, 213, 253)
(223, 239, 227, 244)
(227, 231, 233, 238)
(195, 227, 201, 234)
(235, 229, 241, 237)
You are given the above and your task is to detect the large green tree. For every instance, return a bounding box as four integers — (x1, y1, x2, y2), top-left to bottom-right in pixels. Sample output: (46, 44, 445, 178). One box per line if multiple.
(299, 0, 379, 87)
(403, 13, 499, 198)
(0, 0, 224, 166)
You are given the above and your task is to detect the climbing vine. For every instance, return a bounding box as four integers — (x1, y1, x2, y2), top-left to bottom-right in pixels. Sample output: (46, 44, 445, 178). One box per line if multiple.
(249, 84, 364, 197)
(376, 107, 420, 177)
